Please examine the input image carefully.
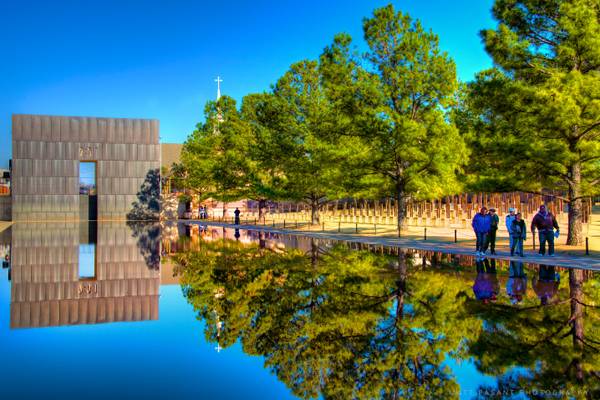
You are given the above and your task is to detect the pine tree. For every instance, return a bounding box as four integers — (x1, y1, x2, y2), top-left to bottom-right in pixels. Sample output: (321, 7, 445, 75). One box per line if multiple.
(358, 4, 467, 235)
(182, 96, 255, 212)
(246, 60, 359, 225)
(469, 0, 600, 245)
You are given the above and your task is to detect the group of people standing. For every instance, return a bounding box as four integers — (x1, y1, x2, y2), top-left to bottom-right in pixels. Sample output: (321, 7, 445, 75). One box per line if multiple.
(197, 206, 208, 219)
(472, 205, 560, 257)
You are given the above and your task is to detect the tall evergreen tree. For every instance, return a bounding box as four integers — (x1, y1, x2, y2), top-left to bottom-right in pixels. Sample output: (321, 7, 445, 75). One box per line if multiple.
(248, 60, 359, 224)
(468, 0, 600, 245)
(356, 4, 467, 235)
(241, 92, 292, 223)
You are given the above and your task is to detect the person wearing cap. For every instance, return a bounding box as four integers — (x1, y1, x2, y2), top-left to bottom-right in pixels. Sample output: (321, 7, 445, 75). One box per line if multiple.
(488, 208, 499, 254)
(506, 208, 517, 251)
(531, 205, 560, 256)
(510, 212, 527, 256)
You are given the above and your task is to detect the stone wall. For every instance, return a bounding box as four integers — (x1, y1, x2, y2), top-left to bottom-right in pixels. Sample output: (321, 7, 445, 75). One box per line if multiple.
(11, 114, 160, 221)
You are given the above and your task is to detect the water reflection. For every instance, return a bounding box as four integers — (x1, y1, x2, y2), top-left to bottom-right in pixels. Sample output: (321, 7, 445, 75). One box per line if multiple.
(507, 261, 527, 305)
(9, 222, 160, 328)
(2, 222, 598, 398)
(533, 265, 560, 306)
(172, 230, 600, 399)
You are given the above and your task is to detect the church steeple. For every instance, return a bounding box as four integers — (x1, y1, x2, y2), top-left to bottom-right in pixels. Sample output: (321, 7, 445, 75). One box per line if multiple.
(214, 76, 224, 130)
(215, 76, 222, 100)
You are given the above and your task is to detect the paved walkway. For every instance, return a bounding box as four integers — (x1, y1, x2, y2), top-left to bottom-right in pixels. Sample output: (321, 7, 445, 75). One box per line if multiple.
(184, 220, 600, 271)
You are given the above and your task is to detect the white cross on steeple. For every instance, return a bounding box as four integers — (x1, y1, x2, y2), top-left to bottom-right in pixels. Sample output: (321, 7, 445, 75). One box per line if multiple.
(215, 76, 223, 100)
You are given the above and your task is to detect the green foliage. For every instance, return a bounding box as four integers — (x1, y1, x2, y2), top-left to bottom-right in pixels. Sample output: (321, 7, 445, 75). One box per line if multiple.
(175, 240, 489, 399)
(465, 269, 600, 397)
(331, 4, 468, 230)
(174, 236, 600, 398)
(177, 193, 192, 203)
(180, 5, 467, 224)
(182, 96, 255, 202)
(239, 93, 289, 202)
(461, 0, 600, 244)
(242, 59, 363, 223)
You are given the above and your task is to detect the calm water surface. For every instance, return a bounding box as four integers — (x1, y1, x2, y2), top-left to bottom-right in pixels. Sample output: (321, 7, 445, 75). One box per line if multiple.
(0, 222, 598, 399)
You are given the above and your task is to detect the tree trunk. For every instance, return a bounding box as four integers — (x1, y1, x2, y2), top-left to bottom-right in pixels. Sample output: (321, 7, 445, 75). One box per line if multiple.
(395, 185, 406, 237)
(222, 202, 228, 219)
(258, 199, 267, 223)
(569, 268, 585, 383)
(569, 268, 585, 352)
(310, 238, 318, 268)
(310, 197, 320, 225)
(396, 250, 407, 319)
(567, 162, 583, 245)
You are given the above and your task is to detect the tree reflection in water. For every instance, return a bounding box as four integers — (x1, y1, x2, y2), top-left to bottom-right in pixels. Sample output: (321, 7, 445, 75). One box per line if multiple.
(467, 267, 599, 399)
(174, 238, 599, 399)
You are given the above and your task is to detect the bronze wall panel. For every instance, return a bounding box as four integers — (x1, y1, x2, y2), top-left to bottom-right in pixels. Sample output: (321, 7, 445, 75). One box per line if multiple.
(12, 114, 159, 221)
(9, 223, 160, 328)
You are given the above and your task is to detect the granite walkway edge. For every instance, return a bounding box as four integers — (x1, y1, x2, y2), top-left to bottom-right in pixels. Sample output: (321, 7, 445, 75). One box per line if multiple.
(178, 220, 600, 271)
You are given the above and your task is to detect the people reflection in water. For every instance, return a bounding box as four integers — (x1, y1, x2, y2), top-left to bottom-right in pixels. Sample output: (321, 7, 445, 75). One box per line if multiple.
(533, 264, 560, 305)
(234, 229, 240, 240)
(473, 258, 499, 304)
(507, 261, 527, 304)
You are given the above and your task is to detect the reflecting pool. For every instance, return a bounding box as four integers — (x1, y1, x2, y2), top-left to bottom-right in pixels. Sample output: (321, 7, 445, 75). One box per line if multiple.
(0, 222, 598, 399)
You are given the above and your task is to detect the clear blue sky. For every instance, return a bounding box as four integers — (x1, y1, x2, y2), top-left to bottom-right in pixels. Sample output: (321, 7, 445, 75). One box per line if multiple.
(0, 0, 495, 169)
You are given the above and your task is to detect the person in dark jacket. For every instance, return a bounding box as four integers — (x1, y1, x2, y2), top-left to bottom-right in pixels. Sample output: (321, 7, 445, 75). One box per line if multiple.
(530, 205, 560, 256)
(488, 208, 499, 254)
(472, 207, 491, 256)
(510, 213, 527, 256)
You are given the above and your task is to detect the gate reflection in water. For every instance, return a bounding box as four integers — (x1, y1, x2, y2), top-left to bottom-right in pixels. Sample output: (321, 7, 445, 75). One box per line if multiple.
(9, 222, 159, 328)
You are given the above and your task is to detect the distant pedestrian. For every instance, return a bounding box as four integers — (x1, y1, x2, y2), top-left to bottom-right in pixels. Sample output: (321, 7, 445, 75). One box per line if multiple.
(505, 208, 517, 251)
(507, 261, 527, 304)
(488, 208, 499, 254)
(234, 208, 241, 225)
(472, 207, 491, 256)
(510, 213, 526, 256)
(530, 205, 560, 256)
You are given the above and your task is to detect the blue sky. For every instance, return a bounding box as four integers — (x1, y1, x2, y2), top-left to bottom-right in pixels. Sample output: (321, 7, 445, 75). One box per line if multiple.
(0, 0, 495, 168)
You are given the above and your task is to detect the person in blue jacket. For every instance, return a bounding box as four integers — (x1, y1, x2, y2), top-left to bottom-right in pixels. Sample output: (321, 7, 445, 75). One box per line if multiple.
(472, 207, 492, 256)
